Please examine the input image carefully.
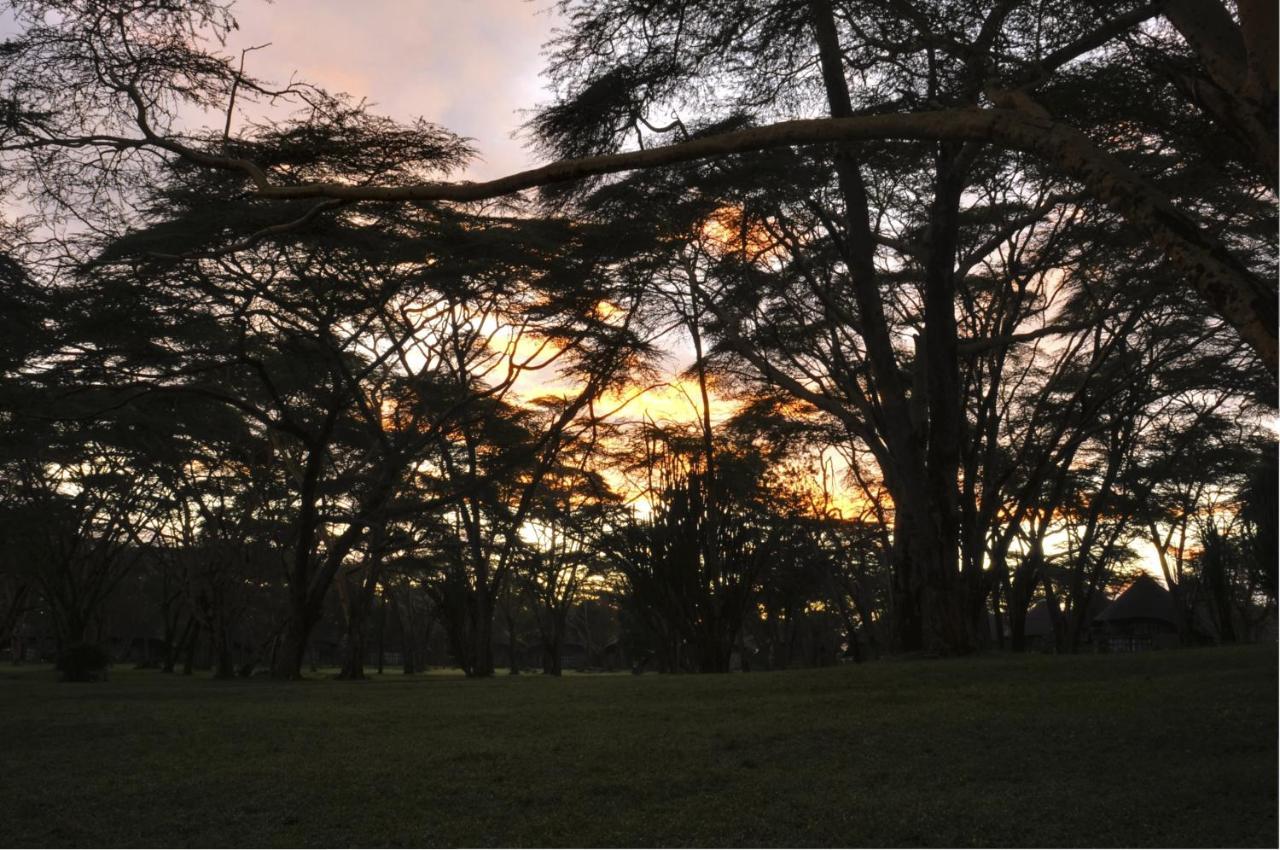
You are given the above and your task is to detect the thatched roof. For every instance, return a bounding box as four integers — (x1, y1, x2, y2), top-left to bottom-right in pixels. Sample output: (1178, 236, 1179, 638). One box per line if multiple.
(1094, 575, 1177, 626)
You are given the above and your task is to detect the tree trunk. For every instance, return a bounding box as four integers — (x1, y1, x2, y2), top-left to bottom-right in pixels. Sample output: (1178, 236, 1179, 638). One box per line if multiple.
(440, 591, 497, 678)
(339, 612, 369, 680)
(989, 582, 1005, 651)
(474, 610, 495, 678)
(181, 624, 198, 676)
(891, 512, 925, 652)
(505, 604, 520, 676)
(402, 600, 419, 675)
(1042, 573, 1067, 654)
(271, 605, 314, 680)
(212, 613, 235, 680)
(376, 594, 387, 676)
(163, 617, 195, 673)
(541, 610, 567, 676)
(1166, 579, 1192, 646)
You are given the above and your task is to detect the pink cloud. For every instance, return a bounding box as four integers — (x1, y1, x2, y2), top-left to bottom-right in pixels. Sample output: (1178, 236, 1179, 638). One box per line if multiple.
(225, 0, 559, 179)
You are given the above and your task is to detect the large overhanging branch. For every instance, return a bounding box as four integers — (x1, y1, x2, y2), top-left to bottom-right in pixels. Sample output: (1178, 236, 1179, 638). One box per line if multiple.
(184, 106, 1276, 370)
(247, 109, 1041, 202)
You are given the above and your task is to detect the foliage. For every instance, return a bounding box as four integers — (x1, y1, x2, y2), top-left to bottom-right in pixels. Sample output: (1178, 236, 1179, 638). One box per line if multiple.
(0, 0, 1274, 679)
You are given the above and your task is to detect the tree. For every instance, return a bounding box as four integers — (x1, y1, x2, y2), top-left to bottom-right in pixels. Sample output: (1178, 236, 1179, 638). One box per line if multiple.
(0, 0, 1273, 670)
(523, 0, 1274, 653)
(1, 1, 1273, 363)
(0, 411, 163, 656)
(516, 436, 616, 676)
(76, 175, 643, 676)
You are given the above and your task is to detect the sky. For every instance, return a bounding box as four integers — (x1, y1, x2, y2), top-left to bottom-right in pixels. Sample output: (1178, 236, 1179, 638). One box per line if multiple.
(3, 0, 1177, 581)
(223, 0, 559, 180)
(216, 2, 798, 506)
(220, 3, 722, 411)
(217, 3, 1170, 580)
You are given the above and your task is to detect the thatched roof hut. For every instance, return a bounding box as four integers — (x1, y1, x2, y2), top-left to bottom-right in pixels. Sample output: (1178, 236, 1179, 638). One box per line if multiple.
(1095, 575, 1178, 626)
(1094, 575, 1180, 650)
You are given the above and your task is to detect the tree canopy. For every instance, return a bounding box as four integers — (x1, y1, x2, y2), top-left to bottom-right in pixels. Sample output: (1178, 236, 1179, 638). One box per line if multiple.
(0, 0, 1274, 674)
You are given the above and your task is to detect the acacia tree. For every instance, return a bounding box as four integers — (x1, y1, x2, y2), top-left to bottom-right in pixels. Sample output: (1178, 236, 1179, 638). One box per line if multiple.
(604, 418, 798, 673)
(413, 339, 642, 679)
(0, 408, 167, 662)
(540, 0, 1277, 652)
(1, 0, 1272, 360)
(119, 395, 286, 677)
(0, 244, 46, 658)
(1, 0, 1275, 663)
(30, 78, 654, 679)
(78, 170, 646, 678)
(1189, 445, 1279, 643)
(514, 433, 617, 676)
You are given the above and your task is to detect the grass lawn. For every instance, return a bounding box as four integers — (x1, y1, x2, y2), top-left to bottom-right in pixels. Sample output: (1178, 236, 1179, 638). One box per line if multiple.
(0, 646, 1274, 847)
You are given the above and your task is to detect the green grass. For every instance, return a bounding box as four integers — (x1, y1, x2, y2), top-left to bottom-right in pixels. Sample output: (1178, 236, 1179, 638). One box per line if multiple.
(0, 647, 1275, 847)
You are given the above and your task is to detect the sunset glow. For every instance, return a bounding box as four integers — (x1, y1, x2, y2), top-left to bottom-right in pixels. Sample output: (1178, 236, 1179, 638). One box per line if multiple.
(1, 6, 1273, 840)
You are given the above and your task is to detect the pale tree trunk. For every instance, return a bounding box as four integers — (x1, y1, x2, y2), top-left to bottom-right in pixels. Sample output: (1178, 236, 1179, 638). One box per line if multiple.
(1163, 0, 1277, 186)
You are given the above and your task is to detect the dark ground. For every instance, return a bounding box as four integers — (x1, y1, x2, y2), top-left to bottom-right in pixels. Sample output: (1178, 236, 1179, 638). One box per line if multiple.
(0, 646, 1275, 847)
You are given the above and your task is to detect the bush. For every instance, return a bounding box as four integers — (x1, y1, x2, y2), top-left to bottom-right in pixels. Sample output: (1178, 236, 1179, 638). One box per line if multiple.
(57, 642, 112, 682)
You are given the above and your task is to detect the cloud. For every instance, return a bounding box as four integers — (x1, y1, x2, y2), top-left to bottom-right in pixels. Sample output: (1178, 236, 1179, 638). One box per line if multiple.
(225, 0, 559, 178)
